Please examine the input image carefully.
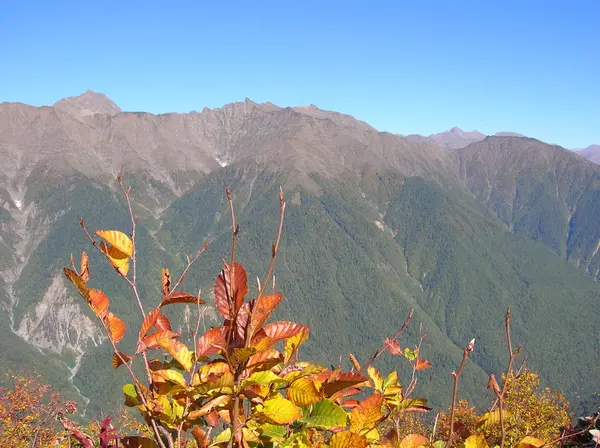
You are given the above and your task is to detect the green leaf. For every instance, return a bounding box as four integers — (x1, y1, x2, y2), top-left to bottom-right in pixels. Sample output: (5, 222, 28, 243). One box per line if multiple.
(303, 399, 348, 429)
(256, 423, 287, 442)
(123, 383, 140, 406)
(433, 441, 446, 448)
(403, 347, 418, 361)
(241, 370, 283, 388)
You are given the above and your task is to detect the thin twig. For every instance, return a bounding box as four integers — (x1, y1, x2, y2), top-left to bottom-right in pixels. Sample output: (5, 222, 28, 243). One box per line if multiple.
(257, 186, 286, 300)
(364, 309, 414, 370)
(447, 338, 475, 448)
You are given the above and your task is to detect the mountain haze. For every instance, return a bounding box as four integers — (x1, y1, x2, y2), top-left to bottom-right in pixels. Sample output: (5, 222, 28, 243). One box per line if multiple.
(0, 92, 598, 416)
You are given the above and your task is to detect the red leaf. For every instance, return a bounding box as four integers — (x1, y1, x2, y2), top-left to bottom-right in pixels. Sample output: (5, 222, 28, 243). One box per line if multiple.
(246, 349, 283, 371)
(139, 308, 160, 340)
(205, 410, 219, 427)
(155, 314, 172, 331)
(214, 262, 248, 319)
(192, 427, 209, 448)
(263, 321, 308, 343)
(161, 292, 205, 307)
(197, 326, 227, 357)
(384, 338, 402, 355)
(323, 371, 369, 397)
(248, 293, 283, 339)
(415, 359, 432, 371)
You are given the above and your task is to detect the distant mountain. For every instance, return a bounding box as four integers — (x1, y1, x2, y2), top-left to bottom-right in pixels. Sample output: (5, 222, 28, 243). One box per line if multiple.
(405, 128, 526, 150)
(53, 89, 121, 117)
(0, 92, 598, 416)
(576, 144, 600, 164)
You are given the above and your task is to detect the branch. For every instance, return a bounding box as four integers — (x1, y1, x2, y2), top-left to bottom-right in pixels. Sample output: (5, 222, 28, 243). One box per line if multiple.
(447, 337, 475, 448)
(364, 309, 414, 370)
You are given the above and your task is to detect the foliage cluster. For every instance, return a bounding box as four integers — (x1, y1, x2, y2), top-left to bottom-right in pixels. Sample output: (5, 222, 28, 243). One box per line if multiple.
(8, 178, 593, 447)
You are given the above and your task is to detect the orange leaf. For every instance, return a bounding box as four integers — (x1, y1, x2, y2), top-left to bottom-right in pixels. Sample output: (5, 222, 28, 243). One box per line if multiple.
(330, 431, 368, 448)
(400, 434, 430, 448)
(139, 308, 161, 340)
(63, 268, 90, 299)
(160, 292, 205, 307)
(80, 251, 90, 283)
(197, 326, 227, 357)
(415, 359, 432, 371)
(161, 268, 171, 297)
(138, 330, 182, 352)
(247, 293, 283, 339)
(246, 349, 283, 371)
(112, 351, 131, 369)
(349, 353, 362, 372)
(191, 427, 209, 448)
(104, 312, 126, 343)
(88, 289, 109, 318)
(188, 395, 232, 420)
(155, 314, 171, 331)
(350, 393, 385, 434)
(95, 230, 133, 257)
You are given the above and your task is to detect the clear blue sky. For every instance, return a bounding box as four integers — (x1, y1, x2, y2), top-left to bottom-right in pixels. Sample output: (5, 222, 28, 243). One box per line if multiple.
(1, 1, 598, 148)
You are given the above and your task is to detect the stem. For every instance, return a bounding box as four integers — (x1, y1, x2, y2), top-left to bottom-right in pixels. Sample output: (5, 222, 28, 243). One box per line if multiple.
(257, 187, 286, 300)
(499, 308, 522, 448)
(447, 338, 474, 448)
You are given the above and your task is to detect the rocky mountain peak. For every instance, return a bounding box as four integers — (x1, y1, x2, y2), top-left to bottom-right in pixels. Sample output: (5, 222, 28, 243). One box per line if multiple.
(53, 90, 121, 117)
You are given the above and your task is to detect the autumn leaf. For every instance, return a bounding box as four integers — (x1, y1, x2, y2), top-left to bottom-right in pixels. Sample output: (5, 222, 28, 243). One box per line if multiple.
(246, 349, 283, 371)
(287, 377, 322, 407)
(196, 326, 227, 357)
(214, 262, 248, 319)
(95, 230, 133, 257)
(384, 338, 402, 355)
(160, 292, 205, 307)
(187, 395, 232, 420)
(464, 433, 489, 448)
(139, 308, 160, 340)
(350, 393, 385, 434)
(137, 330, 182, 352)
(99, 241, 130, 276)
(152, 369, 188, 388)
(63, 268, 90, 299)
(400, 434, 430, 448)
(88, 289, 109, 318)
(247, 293, 282, 338)
(323, 371, 369, 397)
(161, 268, 171, 297)
(112, 351, 131, 369)
(256, 393, 301, 425)
(415, 359, 432, 370)
(155, 313, 171, 331)
(80, 251, 90, 282)
(330, 431, 368, 448)
(103, 312, 125, 343)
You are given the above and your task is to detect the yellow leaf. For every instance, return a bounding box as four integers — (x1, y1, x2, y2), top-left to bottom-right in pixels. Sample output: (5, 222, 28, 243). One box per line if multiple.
(257, 393, 301, 425)
(287, 377, 322, 407)
(368, 366, 383, 391)
(99, 241, 130, 276)
(283, 326, 310, 363)
(152, 369, 188, 388)
(330, 431, 368, 448)
(464, 434, 489, 448)
(95, 229, 133, 256)
(515, 437, 545, 448)
(350, 393, 385, 434)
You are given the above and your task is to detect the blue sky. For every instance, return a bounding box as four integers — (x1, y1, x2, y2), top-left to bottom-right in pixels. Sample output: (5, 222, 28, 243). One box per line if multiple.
(1, 1, 598, 148)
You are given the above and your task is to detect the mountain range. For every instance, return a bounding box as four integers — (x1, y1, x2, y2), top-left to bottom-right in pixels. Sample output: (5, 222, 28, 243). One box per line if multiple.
(0, 91, 599, 416)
